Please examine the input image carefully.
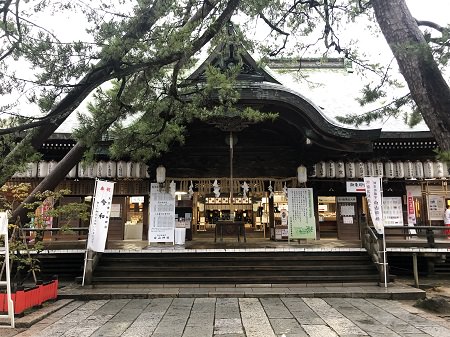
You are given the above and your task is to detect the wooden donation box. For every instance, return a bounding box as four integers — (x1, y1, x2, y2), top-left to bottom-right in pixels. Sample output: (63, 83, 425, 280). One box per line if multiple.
(215, 220, 246, 242)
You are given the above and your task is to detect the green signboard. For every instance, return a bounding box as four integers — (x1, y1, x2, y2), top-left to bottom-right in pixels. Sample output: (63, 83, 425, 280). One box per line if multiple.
(288, 188, 316, 239)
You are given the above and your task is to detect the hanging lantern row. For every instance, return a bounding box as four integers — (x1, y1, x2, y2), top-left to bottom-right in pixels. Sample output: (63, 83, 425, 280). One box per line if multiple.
(309, 160, 448, 180)
(12, 161, 150, 179)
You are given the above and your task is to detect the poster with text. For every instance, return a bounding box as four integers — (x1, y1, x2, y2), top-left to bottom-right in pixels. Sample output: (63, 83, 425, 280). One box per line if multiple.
(383, 197, 403, 226)
(87, 179, 115, 252)
(427, 195, 445, 221)
(288, 188, 316, 239)
(149, 183, 175, 243)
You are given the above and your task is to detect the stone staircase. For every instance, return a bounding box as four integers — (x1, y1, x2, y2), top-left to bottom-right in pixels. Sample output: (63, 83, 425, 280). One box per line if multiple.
(91, 251, 381, 284)
(36, 253, 85, 281)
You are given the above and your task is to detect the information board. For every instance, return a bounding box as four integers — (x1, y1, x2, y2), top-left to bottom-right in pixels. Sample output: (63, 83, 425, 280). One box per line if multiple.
(288, 188, 316, 239)
(149, 183, 175, 243)
(383, 197, 404, 226)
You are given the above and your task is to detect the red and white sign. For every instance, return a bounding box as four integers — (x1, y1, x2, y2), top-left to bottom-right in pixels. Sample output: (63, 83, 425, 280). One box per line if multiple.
(407, 191, 416, 225)
(87, 179, 115, 252)
(346, 181, 366, 193)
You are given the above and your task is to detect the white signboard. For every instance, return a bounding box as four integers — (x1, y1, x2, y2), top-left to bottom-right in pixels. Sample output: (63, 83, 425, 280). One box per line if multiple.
(280, 209, 288, 226)
(110, 204, 121, 218)
(87, 179, 115, 252)
(0, 212, 8, 235)
(346, 181, 366, 193)
(149, 183, 175, 243)
(288, 188, 316, 239)
(428, 195, 445, 220)
(383, 197, 403, 226)
(340, 205, 355, 216)
(364, 177, 384, 234)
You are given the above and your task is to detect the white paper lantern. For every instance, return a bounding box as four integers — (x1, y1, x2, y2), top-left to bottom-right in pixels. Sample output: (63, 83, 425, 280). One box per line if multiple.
(137, 163, 148, 178)
(47, 160, 57, 176)
(13, 168, 25, 178)
(336, 161, 345, 178)
(156, 165, 166, 183)
(134, 162, 142, 178)
(327, 161, 336, 178)
(117, 161, 126, 178)
(424, 160, 434, 178)
(126, 162, 135, 178)
(78, 162, 86, 178)
(356, 161, 366, 178)
(345, 162, 356, 178)
(144, 164, 150, 178)
(415, 161, 424, 179)
(435, 161, 445, 178)
(395, 161, 405, 179)
(366, 162, 375, 177)
(297, 165, 308, 183)
(374, 161, 384, 177)
(87, 163, 96, 178)
(316, 162, 326, 178)
(96, 161, 107, 177)
(66, 166, 77, 178)
(38, 161, 49, 178)
(404, 161, 414, 179)
(309, 164, 316, 177)
(106, 161, 117, 178)
(26, 163, 38, 178)
(385, 161, 395, 178)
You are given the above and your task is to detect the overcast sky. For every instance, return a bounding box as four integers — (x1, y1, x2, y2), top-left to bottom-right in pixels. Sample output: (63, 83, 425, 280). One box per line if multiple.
(3, 0, 450, 133)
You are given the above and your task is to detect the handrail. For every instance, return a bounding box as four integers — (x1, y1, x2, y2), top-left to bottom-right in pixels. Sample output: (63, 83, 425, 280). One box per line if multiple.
(21, 227, 89, 232)
(360, 214, 386, 284)
(18, 227, 89, 243)
(379, 225, 448, 248)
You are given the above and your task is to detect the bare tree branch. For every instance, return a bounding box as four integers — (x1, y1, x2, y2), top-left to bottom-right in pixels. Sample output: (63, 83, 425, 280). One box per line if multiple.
(416, 19, 445, 33)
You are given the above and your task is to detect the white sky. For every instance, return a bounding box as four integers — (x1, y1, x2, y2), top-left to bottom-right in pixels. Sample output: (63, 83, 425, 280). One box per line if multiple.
(2, 0, 450, 133)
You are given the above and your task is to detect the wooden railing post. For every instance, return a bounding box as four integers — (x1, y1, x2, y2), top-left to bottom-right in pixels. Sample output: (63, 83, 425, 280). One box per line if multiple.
(426, 228, 435, 248)
(83, 250, 102, 286)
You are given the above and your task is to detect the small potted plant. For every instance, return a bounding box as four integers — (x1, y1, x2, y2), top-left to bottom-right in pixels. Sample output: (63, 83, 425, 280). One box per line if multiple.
(0, 183, 89, 316)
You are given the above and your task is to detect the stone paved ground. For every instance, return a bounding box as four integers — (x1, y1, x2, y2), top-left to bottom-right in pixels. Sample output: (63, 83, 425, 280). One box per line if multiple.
(3, 296, 450, 337)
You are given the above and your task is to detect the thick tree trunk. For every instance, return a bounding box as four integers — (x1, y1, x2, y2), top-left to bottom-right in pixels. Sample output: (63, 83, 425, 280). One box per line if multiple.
(10, 142, 86, 226)
(372, 0, 450, 151)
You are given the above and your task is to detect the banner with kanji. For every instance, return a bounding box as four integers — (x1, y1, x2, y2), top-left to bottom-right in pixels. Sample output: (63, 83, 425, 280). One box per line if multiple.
(288, 188, 316, 239)
(364, 177, 384, 234)
(87, 179, 115, 252)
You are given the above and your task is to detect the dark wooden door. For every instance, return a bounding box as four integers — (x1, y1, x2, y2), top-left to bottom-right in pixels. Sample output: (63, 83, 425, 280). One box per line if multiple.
(336, 197, 360, 240)
(107, 196, 126, 240)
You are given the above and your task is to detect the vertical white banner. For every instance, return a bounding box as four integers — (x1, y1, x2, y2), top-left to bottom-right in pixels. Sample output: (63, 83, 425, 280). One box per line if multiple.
(149, 183, 175, 243)
(87, 179, 115, 252)
(364, 177, 384, 234)
(0, 212, 7, 234)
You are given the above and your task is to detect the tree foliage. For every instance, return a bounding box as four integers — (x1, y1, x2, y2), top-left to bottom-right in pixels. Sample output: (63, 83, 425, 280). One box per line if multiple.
(0, 0, 450, 189)
(0, 183, 89, 286)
